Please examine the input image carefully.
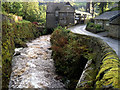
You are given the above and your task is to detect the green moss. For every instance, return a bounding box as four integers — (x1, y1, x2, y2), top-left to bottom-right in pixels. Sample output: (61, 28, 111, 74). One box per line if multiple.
(84, 53, 97, 60)
(96, 67, 119, 88)
(101, 52, 115, 60)
(102, 55, 119, 62)
(95, 52, 119, 88)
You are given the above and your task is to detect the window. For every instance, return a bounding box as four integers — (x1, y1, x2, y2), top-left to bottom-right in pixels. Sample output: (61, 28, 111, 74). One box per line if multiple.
(106, 21, 109, 26)
(97, 21, 103, 25)
(55, 11, 59, 17)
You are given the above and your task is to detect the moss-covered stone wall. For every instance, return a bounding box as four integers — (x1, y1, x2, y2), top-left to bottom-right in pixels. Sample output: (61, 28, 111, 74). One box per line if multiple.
(2, 15, 42, 88)
(75, 34, 120, 89)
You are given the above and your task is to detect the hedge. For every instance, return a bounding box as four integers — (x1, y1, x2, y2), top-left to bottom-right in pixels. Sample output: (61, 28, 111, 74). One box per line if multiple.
(86, 22, 104, 33)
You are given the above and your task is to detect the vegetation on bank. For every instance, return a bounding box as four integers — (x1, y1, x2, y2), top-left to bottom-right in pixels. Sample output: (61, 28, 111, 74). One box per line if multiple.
(2, 14, 46, 88)
(2, 2, 46, 23)
(86, 22, 104, 33)
(50, 26, 94, 89)
(1, 1, 48, 88)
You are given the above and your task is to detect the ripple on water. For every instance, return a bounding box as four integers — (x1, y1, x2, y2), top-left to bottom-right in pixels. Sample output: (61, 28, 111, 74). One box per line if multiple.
(9, 35, 65, 89)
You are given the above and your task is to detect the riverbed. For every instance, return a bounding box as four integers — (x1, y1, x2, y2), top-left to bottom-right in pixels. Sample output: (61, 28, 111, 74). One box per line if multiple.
(9, 35, 65, 89)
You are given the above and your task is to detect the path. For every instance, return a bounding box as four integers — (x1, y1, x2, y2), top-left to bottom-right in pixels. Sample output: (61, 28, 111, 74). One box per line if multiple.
(69, 25, 120, 58)
(9, 35, 65, 89)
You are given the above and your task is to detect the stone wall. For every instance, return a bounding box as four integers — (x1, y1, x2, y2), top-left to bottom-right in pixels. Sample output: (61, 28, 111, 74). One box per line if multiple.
(46, 12, 57, 29)
(59, 12, 75, 27)
(75, 34, 120, 89)
(103, 20, 109, 30)
(95, 19, 109, 31)
(108, 25, 120, 39)
(95, 20, 103, 26)
(46, 12, 75, 29)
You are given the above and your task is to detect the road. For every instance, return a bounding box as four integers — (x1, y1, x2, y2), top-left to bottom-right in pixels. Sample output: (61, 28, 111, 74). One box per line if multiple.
(69, 25, 120, 58)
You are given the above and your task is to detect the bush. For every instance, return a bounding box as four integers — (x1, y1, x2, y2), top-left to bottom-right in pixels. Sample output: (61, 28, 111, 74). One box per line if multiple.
(51, 27, 93, 89)
(86, 22, 104, 33)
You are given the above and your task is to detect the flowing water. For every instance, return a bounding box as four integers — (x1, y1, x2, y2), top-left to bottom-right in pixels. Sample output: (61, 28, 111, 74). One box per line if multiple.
(9, 35, 65, 89)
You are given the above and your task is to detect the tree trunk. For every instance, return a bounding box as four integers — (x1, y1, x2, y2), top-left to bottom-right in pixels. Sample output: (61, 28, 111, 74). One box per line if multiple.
(86, 2, 90, 13)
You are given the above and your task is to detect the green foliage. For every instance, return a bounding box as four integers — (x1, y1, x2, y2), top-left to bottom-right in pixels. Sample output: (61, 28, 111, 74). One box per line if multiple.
(94, 2, 117, 15)
(86, 22, 104, 33)
(98, 2, 107, 14)
(16, 20, 31, 23)
(51, 27, 94, 89)
(2, 21, 15, 88)
(73, 2, 86, 11)
(39, 5, 46, 23)
(2, 2, 46, 23)
(96, 54, 120, 88)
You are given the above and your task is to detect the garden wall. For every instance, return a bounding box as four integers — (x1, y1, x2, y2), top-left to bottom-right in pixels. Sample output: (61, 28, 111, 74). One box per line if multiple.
(76, 34, 120, 89)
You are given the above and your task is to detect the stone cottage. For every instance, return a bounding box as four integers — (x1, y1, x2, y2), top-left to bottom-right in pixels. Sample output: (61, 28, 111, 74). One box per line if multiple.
(94, 10, 120, 31)
(46, 2, 75, 29)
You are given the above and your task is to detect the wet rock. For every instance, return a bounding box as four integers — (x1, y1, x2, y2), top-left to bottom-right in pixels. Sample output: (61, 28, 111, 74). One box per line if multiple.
(13, 48, 23, 56)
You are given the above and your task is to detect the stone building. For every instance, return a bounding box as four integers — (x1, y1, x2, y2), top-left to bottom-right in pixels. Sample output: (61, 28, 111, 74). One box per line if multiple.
(108, 15, 120, 39)
(46, 2, 75, 29)
(94, 10, 120, 31)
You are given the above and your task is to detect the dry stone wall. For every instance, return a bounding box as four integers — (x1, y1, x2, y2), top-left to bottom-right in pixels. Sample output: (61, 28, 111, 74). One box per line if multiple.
(75, 34, 120, 89)
(108, 25, 120, 39)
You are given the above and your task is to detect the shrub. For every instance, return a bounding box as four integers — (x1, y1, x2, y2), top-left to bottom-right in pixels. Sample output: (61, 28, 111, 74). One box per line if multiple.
(86, 22, 104, 33)
(51, 27, 93, 89)
(32, 22, 39, 25)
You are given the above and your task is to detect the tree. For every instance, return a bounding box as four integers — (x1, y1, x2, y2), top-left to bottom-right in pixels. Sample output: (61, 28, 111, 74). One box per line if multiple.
(2, 1, 46, 22)
(99, 2, 107, 14)
(86, 2, 90, 13)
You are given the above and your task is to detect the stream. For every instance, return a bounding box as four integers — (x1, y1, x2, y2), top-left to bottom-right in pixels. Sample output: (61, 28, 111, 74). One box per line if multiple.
(9, 35, 65, 89)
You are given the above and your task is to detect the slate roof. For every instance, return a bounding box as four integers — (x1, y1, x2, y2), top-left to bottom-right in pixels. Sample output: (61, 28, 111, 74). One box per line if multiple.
(46, 2, 74, 13)
(94, 10, 120, 20)
(110, 15, 120, 25)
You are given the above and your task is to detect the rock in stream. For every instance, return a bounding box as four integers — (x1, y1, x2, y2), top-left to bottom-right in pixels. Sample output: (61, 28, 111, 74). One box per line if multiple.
(9, 35, 65, 89)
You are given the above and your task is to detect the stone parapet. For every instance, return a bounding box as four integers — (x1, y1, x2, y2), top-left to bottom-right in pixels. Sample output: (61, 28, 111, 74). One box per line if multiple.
(75, 34, 119, 89)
